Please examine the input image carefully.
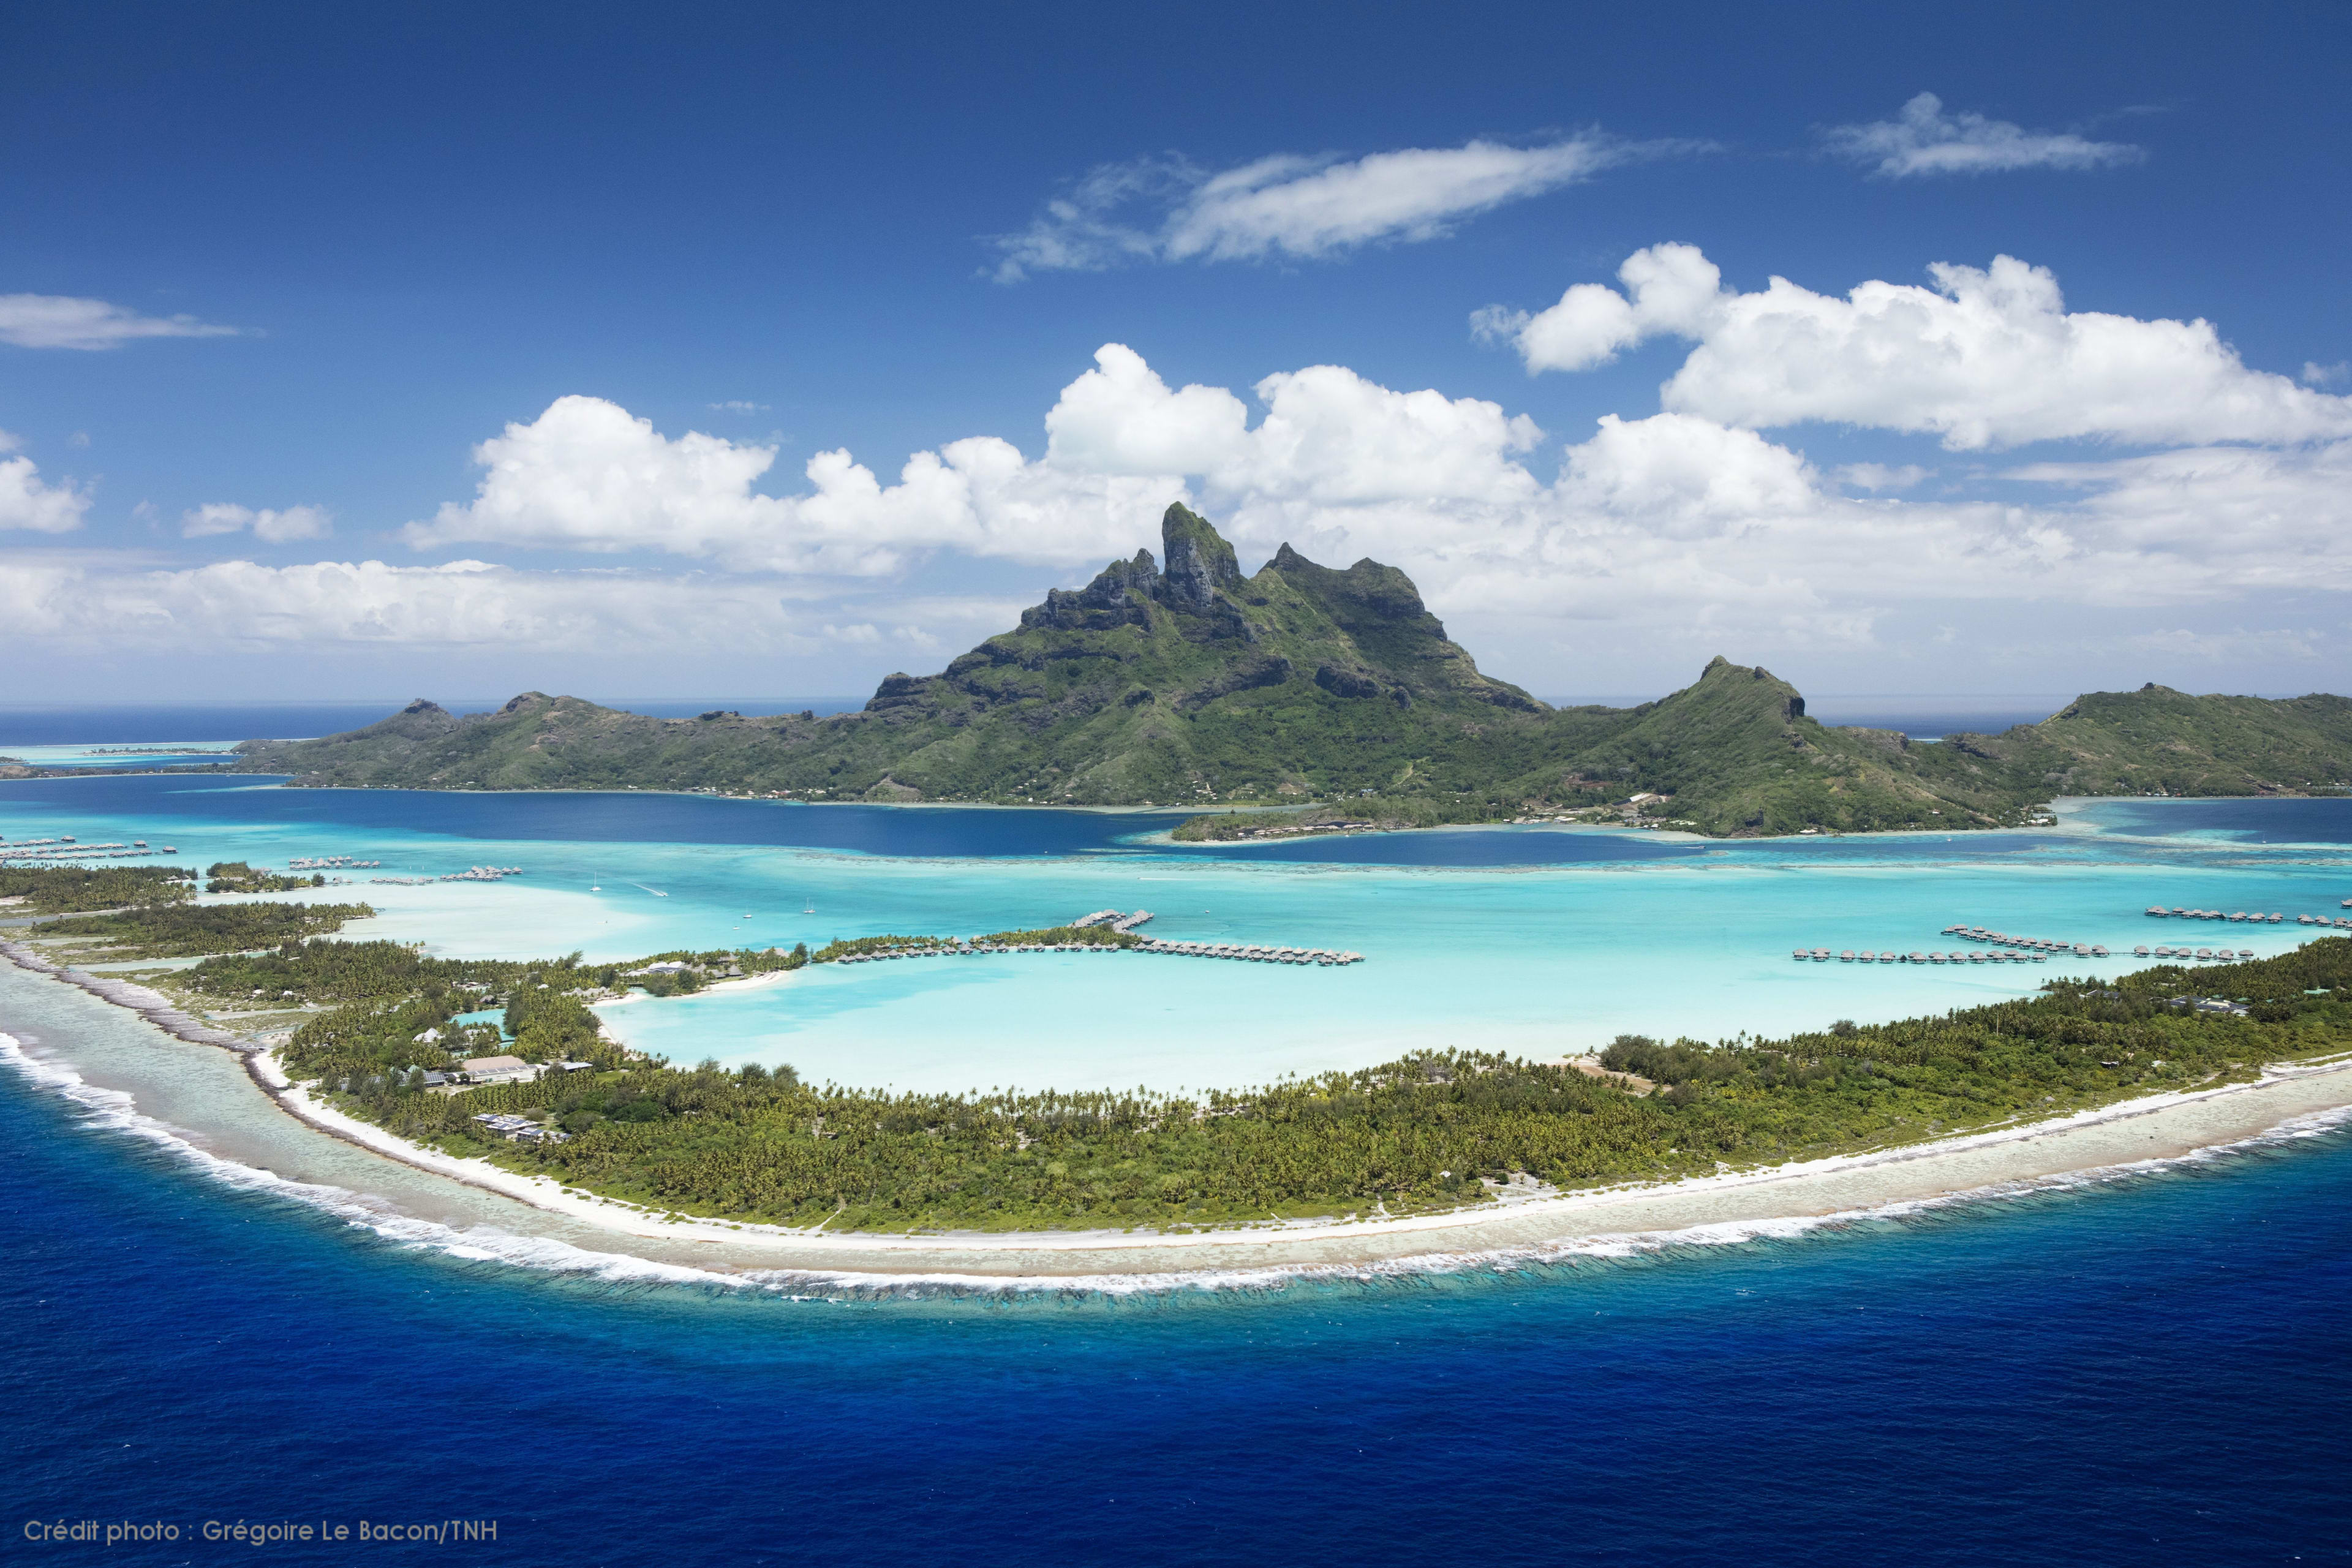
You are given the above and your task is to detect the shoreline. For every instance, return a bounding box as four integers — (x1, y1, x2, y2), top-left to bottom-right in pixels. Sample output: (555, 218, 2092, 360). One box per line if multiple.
(7, 932, 2346, 1280)
(251, 1048, 2352, 1276)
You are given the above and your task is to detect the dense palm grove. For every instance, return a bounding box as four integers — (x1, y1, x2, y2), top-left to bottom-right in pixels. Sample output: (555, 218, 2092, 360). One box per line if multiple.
(307, 935, 2352, 1234)
(37, 899, 374, 956)
(0, 862, 194, 913)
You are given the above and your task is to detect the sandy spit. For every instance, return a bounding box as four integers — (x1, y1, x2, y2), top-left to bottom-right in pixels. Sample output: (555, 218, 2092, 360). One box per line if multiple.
(254, 1047, 2352, 1280)
(10, 934, 2348, 1280)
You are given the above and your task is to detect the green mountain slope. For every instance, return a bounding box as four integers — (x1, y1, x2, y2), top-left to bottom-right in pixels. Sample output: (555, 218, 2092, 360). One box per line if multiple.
(1938, 686, 2352, 798)
(232, 505, 2352, 835)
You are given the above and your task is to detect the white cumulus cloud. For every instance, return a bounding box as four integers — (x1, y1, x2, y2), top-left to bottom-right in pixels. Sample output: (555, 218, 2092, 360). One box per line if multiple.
(402, 393, 1185, 574)
(1482, 246, 2352, 450)
(0, 293, 241, 351)
(385, 339, 2352, 643)
(1823, 92, 2146, 178)
(182, 502, 332, 543)
(0, 455, 91, 533)
(1472, 241, 1724, 372)
(53, 312, 2333, 683)
(991, 137, 1640, 281)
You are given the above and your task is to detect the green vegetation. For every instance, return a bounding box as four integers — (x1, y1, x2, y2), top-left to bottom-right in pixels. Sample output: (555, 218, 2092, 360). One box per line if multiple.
(812, 925, 1137, 960)
(270, 928, 2350, 1234)
(205, 860, 323, 894)
(504, 984, 609, 1065)
(31, 900, 375, 957)
(178, 933, 810, 1088)
(0, 863, 196, 914)
(234, 505, 2352, 837)
(1172, 794, 1521, 841)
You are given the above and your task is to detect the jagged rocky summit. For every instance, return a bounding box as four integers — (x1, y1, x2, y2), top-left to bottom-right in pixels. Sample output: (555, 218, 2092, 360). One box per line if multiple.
(231, 505, 2352, 836)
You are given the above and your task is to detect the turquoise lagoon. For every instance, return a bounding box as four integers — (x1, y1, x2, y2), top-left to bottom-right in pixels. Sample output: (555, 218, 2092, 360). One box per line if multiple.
(2, 774, 2346, 1095)
(1, 740, 243, 770)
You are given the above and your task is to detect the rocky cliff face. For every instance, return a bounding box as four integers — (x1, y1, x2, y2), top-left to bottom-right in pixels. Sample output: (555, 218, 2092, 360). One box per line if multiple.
(1158, 504, 1243, 611)
(865, 503, 1540, 734)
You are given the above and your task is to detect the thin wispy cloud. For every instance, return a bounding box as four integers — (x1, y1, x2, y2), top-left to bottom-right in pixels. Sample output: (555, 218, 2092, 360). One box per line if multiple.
(989, 135, 1667, 282)
(181, 502, 333, 543)
(0, 293, 241, 350)
(1822, 93, 2146, 178)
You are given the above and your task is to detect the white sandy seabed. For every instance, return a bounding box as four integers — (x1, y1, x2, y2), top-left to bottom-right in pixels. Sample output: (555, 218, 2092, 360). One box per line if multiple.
(4, 958, 2350, 1294)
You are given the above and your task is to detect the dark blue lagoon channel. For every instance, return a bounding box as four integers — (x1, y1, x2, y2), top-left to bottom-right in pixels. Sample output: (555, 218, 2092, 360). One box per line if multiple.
(2, 1058, 2348, 1566)
(2075, 794, 2352, 846)
(0, 773, 1708, 865)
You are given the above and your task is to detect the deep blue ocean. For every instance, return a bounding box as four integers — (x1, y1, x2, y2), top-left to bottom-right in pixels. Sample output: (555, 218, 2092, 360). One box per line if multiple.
(5, 1067, 2348, 1564)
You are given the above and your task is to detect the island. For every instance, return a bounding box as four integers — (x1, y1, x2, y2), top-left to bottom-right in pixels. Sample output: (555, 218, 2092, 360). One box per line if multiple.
(226, 506, 2352, 838)
(4, 864, 2346, 1238)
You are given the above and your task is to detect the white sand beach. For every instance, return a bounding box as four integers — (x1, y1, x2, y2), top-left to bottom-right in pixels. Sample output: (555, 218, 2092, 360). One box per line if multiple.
(8, 905, 2350, 1286)
(248, 1035, 2352, 1281)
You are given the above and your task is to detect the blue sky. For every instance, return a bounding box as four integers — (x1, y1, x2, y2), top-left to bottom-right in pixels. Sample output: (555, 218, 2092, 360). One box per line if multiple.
(4, 1, 2348, 705)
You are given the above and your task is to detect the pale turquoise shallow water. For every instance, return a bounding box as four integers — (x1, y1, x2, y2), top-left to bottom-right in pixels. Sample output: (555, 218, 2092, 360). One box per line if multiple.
(3, 775, 2346, 1093)
(0, 741, 243, 770)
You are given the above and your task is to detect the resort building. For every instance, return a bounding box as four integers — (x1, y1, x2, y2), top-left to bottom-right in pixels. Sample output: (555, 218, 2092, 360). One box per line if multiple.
(457, 1055, 539, 1085)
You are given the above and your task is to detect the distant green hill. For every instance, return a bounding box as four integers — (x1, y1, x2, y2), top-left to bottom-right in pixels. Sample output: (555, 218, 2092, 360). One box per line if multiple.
(232, 505, 2352, 836)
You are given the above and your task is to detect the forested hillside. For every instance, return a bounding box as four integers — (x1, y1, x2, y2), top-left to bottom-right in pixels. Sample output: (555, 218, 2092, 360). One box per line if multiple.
(228, 505, 2352, 837)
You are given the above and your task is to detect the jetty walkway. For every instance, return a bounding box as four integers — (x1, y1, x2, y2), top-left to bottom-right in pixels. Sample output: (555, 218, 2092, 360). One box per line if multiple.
(826, 910, 1365, 970)
(367, 865, 523, 885)
(2145, 903, 2352, 930)
(1793, 903, 2352, 969)
(1, 838, 180, 862)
